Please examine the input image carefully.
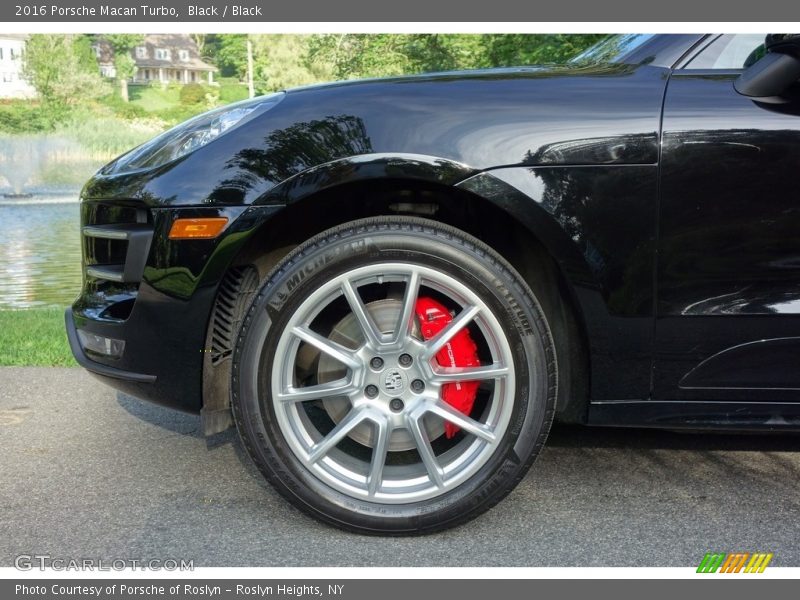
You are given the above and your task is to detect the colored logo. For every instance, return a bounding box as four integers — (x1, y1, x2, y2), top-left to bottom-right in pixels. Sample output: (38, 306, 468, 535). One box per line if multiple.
(697, 552, 773, 573)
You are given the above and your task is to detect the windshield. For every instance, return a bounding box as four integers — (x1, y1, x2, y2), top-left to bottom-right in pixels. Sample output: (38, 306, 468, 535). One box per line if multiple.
(569, 34, 656, 65)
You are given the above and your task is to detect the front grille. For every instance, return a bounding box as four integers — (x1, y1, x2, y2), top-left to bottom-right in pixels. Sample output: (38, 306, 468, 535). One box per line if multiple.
(83, 203, 142, 226)
(84, 232, 128, 267)
(81, 203, 153, 284)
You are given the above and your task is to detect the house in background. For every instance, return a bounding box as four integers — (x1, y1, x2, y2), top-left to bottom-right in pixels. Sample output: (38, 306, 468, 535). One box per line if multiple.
(93, 34, 217, 85)
(0, 34, 35, 98)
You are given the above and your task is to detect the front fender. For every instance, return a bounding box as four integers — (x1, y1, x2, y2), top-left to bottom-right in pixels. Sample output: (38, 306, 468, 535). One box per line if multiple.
(185, 161, 657, 404)
(218, 161, 657, 402)
(253, 153, 477, 206)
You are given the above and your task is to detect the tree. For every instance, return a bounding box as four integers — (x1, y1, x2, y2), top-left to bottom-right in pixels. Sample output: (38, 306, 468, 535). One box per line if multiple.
(307, 35, 415, 80)
(481, 34, 607, 67)
(206, 34, 605, 92)
(307, 34, 606, 81)
(250, 35, 333, 93)
(190, 34, 206, 58)
(22, 34, 107, 112)
(214, 34, 249, 79)
(104, 34, 144, 102)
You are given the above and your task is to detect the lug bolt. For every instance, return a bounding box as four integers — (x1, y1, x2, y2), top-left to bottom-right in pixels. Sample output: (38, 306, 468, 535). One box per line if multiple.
(398, 353, 413, 367)
(390, 398, 405, 412)
(370, 357, 384, 370)
(411, 379, 425, 393)
(365, 385, 379, 399)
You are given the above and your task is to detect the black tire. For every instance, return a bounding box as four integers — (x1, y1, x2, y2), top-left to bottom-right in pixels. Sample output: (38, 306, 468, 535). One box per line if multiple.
(231, 217, 557, 534)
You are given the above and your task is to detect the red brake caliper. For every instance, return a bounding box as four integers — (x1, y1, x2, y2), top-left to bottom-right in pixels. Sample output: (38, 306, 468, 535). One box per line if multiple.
(414, 297, 481, 439)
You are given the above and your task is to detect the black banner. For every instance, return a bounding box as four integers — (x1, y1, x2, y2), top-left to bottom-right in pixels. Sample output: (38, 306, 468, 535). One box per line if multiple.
(2, 0, 800, 22)
(5, 580, 800, 600)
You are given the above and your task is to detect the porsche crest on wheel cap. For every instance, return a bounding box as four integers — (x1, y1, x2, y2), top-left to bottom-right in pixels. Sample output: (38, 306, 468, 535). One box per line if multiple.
(383, 370, 405, 393)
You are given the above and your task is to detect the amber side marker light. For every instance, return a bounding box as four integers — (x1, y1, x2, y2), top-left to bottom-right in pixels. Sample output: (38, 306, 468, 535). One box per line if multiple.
(169, 217, 229, 240)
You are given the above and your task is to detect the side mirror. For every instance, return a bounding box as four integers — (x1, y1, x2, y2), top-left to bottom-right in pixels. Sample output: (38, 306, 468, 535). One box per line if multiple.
(735, 34, 800, 99)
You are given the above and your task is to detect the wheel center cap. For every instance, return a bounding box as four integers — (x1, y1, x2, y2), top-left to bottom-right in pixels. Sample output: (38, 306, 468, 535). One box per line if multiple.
(382, 369, 406, 394)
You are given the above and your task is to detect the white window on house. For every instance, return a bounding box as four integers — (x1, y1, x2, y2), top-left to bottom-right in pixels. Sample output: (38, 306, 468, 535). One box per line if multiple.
(135, 46, 147, 59)
(0, 48, 4, 60)
(2, 72, 12, 83)
(155, 48, 170, 61)
(178, 50, 189, 62)
(9, 48, 17, 60)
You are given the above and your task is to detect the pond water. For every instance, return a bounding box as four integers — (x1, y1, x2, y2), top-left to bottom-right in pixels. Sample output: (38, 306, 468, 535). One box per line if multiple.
(0, 194, 82, 309)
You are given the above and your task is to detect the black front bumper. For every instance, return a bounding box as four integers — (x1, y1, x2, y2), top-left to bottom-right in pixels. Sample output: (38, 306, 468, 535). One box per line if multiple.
(68, 190, 272, 413)
(65, 308, 156, 384)
(66, 258, 221, 413)
(66, 200, 247, 413)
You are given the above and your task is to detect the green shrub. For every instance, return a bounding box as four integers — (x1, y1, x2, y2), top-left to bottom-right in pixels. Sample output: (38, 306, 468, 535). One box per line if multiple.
(179, 82, 207, 105)
(0, 101, 68, 133)
(100, 93, 149, 120)
(157, 104, 208, 125)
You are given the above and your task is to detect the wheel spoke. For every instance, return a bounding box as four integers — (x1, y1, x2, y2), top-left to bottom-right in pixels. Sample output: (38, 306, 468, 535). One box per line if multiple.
(422, 305, 481, 359)
(276, 378, 355, 403)
(307, 407, 369, 464)
(291, 326, 360, 370)
(342, 280, 383, 348)
(426, 400, 497, 443)
(406, 413, 444, 488)
(429, 363, 509, 384)
(367, 417, 391, 497)
(393, 270, 420, 343)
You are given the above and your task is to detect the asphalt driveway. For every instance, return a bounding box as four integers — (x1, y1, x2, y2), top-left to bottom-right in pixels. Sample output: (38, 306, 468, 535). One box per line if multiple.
(1, 367, 799, 567)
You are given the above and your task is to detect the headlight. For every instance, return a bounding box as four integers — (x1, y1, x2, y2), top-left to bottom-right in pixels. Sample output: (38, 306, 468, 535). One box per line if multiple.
(107, 92, 285, 173)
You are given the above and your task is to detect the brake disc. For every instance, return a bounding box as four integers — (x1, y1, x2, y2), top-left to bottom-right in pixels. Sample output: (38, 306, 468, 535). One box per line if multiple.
(318, 299, 445, 451)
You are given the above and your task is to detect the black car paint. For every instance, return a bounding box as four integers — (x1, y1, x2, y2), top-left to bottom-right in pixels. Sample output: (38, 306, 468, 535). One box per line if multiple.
(68, 34, 800, 429)
(657, 68, 800, 401)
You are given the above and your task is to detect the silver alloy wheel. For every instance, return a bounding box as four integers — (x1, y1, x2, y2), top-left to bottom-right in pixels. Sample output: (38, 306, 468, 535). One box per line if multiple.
(270, 262, 516, 503)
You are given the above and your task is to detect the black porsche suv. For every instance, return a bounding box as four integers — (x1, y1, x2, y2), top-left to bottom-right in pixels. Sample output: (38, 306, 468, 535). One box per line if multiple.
(67, 34, 800, 533)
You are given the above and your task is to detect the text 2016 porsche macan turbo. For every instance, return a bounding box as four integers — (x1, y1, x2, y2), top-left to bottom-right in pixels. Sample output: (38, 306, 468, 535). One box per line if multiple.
(66, 34, 800, 533)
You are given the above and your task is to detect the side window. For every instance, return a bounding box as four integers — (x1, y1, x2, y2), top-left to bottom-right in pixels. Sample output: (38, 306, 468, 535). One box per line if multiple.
(685, 34, 767, 69)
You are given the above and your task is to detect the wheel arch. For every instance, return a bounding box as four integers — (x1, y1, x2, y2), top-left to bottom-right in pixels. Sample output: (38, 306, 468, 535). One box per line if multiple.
(201, 164, 594, 434)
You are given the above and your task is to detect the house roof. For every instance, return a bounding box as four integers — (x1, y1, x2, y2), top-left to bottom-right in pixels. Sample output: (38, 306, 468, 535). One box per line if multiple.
(94, 34, 217, 72)
(0, 34, 30, 42)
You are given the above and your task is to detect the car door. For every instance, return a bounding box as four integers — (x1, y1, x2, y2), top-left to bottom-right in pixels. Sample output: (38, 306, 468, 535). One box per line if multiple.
(656, 34, 800, 402)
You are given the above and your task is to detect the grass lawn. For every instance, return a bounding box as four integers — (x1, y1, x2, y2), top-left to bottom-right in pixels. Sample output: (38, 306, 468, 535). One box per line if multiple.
(218, 80, 250, 103)
(0, 308, 76, 366)
(129, 84, 182, 112)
